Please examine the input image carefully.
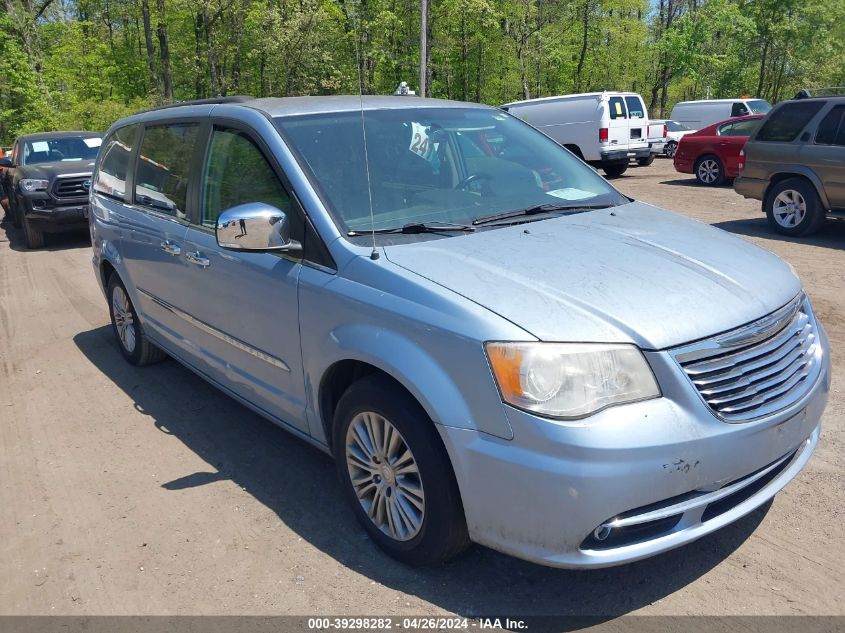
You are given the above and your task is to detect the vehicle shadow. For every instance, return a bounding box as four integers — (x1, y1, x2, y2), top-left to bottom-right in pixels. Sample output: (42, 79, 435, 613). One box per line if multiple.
(73, 325, 771, 618)
(0, 214, 90, 252)
(659, 178, 734, 188)
(713, 216, 845, 250)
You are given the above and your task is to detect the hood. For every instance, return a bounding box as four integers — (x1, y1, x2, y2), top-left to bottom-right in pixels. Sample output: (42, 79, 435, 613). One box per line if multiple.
(385, 202, 800, 349)
(20, 160, 95, 178)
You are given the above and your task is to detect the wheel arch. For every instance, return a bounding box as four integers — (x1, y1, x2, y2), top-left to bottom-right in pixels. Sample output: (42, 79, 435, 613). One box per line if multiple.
(563, 144, 584, 160)
(313, 324, 512, 448)
(764, 171, 830, 210)
(100, 258, 117, 291)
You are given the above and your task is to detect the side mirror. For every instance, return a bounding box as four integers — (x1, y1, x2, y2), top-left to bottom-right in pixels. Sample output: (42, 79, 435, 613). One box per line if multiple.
(216, 202, 301, 253)
(0, 157, 12, 168)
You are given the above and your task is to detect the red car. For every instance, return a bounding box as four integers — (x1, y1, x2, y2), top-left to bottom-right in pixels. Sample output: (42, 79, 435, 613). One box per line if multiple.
(673, 114, 764, 186)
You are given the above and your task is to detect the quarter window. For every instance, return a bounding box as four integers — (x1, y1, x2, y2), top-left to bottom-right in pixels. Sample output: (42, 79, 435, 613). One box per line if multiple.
(134, 123, 200, 217)
(756, 101, 825, 142)
(815, 105, 845, 145)
(94, 124, 139, 199)
(201, 128, 291, 228)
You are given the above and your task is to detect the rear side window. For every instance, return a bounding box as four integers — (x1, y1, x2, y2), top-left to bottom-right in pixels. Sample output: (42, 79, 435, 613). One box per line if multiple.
(134, 123, 200, 217)
(608, 97, 626, 120)
(201, 128, 291, 228)
(756, 102, 825, 142)
(624, 97, 645, 119)
(815, 105, 845, 145)
(94, 124, 139, 200)
(721, 118, 760, 137)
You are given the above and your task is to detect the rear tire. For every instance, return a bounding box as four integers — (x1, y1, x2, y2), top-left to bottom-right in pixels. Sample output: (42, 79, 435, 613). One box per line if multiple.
(603, 163, 628, 178)
(664, 141, 678, 158)
(765, 178, 826, 237)
(695, 155, 724, 186)
(333, 374, 470, 566)
(23, 219, 44, 249)
(107, 273, 167, 366)
(637, 154, 656, 166)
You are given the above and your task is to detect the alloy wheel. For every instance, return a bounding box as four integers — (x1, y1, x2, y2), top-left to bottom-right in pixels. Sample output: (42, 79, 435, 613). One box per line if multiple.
(345, 411, 425, 541)
(665, 142, 677, 158)
(112, 286, 136, 353)
(772, 189, 807, 228)
(697, 159, 720, 184)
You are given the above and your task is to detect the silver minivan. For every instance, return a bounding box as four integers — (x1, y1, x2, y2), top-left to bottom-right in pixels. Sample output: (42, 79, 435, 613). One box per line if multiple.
(89, 96, 830, 569)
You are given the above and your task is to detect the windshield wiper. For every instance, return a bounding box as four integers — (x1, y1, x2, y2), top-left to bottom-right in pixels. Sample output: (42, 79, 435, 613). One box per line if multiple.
(472, 203, 612, 226)
(348, 221, 476, 236)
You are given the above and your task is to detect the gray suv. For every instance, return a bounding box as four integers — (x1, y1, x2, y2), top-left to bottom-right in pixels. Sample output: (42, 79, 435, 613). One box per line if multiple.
(90, 96, 829, 569)
(734, 96, 845, 236)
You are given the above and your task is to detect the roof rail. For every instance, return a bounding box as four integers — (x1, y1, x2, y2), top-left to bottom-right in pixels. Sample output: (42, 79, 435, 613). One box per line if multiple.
(139, 96, 255, 114)
(793, 87, 845, 99)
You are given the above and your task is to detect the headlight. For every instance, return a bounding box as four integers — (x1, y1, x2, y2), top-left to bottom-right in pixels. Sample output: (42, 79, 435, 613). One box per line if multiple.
(20, 179, 49, 192)
(486, 342, 660, 419)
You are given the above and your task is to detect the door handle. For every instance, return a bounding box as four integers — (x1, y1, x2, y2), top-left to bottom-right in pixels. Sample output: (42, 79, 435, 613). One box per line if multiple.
(185, 251, 210, 268)
(160, 240, 181, 256)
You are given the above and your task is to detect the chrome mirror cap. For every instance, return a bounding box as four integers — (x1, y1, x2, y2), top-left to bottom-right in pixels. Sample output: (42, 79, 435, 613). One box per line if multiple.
(216, 202, 301, 253)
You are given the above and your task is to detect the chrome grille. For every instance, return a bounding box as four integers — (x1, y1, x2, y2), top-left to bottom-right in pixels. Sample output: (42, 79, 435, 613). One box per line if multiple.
(671, 295, 821, 422)
(53, 176, 89, 199)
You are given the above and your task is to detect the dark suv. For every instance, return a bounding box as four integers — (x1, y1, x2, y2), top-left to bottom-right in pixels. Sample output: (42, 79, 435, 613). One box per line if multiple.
(734, 96, 845, 236)
(0, 131, 102, 248)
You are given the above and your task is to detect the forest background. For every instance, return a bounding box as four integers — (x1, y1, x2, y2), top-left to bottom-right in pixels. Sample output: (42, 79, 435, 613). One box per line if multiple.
(1, 0, 844, 142)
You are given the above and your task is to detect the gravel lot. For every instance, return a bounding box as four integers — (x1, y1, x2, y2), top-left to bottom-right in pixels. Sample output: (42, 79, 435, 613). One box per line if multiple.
(0, 158, 842, 616)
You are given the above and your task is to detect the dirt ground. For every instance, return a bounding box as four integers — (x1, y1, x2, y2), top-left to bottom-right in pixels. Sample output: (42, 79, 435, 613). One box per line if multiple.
(1, 158, 843, 617)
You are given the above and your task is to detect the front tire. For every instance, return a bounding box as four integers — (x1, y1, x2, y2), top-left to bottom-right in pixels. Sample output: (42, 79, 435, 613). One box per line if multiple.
(23, 219, 44, 249)
(765, 178, 826, 237)
(107, 274, 167, 366)
(695, 155, 724, 186)
(333, 374, 469, 566)
(11, 196, 23, 229)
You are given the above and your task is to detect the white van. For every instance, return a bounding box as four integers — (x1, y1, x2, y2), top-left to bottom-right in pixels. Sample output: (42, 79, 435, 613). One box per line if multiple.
(669, 98, 771, 131)
(501, 92, 652, 177)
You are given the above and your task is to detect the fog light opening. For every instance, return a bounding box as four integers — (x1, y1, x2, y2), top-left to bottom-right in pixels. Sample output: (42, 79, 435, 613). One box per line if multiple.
(593, 524, 612, 541)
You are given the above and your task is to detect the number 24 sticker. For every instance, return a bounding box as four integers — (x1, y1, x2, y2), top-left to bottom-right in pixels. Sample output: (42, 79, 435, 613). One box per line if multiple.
(409, 122, 431, 158)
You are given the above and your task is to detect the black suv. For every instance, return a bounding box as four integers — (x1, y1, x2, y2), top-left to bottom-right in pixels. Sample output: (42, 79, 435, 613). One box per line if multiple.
(0, 131, 102, 248)
(734, 96, 845, 236)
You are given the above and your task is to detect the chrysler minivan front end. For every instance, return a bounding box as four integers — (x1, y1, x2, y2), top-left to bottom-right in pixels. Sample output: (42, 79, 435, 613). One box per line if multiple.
(437, 295, 828, 568)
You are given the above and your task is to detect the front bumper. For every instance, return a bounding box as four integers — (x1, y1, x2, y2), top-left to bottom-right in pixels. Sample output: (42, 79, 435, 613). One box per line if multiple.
(438, 323, 830, 568)
(20, 192, 88, 230)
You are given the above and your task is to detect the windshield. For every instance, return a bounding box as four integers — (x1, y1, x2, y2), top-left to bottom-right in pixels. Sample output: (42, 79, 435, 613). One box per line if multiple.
(666, 120, 690, 132)
(747, 100, 771, 114)
(23, 136, 101, 165)
(275, 107, 625, 234)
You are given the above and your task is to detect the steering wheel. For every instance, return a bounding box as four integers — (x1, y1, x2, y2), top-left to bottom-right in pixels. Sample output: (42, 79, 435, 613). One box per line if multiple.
(455, 172, 493, 190)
